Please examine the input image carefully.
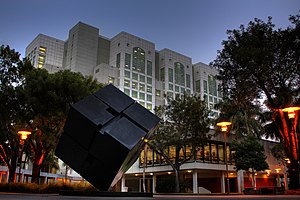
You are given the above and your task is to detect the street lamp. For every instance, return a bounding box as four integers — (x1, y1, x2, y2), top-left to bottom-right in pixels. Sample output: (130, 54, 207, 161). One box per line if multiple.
(281, 106, 300, 119)
(217, 121, 232, 194)
(17, 130, 31, 182)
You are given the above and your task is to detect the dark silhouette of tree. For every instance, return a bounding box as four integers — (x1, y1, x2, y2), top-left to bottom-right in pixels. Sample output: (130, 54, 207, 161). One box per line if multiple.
(211, 13, 300, 189)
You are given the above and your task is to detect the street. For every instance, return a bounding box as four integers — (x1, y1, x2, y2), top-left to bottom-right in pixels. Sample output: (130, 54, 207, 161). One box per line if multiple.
(1, 193, 300, 200)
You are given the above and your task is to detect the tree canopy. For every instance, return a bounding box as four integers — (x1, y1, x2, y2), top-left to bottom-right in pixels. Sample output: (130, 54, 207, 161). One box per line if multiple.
(231, 136, 269, 188)
(151, 95, 211, 192)
(211, 13, 300, 189)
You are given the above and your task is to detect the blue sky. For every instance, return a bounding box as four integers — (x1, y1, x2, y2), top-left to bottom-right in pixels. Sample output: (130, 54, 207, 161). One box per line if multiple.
(0, 0, 299, 64)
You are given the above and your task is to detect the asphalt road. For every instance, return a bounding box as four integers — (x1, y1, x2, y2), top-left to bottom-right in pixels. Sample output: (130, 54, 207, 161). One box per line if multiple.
(1, 193, 300, 200)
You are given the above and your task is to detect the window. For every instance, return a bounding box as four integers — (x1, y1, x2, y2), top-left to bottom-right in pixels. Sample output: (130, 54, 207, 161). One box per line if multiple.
(132, 81, 138, 90)
(140, 75, 145, 82)
(124, 89, 130, 96)
(139, 83, 145, 91)
(132, 47, 145, 73)
(132, 90, 138, 98)
(147, 103, 152, 110)
(155, 89, 161, 97)
(186, 74, 191, 88)
(147, 77, 152, 85)
(108, 76, 114, 84)
(125, 53, 131, 69)
(132, 73, 138, 80)
(39, 46, 46, 55)
(147, 86, 152, 93)
(139, 92, 145, 100)
(168, 68, 173, 83)
(124, 79, 130, 87)
(203, 80, 208, 93)
(147, 94, 152, 102)
(147, 60, 152, 76)
(174, 62, 185, 86)
(160, 68, 165, 81)
(169, 84, 173, 91)
(116, 53, 120, 68)
(195, 80, 201, 93)
(175, 86, 179, 92)
(218, 144, 224, 163)
(208, 75, 217, 96)
(125, 70, 130, 78)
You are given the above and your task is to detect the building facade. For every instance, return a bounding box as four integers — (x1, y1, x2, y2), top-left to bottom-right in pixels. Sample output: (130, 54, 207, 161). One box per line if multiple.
(17, 21, 287, 193)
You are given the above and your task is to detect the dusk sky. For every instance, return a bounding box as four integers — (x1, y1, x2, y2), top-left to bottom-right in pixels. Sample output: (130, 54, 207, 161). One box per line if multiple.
(1, 0, 299, 64)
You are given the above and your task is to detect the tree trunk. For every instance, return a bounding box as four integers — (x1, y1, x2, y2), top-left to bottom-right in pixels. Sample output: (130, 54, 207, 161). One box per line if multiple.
(8, 149, 18, 183)
(175, 167, 180, 193)
(251, 171, 256, 189)
(31, 161, 41, 183)
(288, 159, 299, 189)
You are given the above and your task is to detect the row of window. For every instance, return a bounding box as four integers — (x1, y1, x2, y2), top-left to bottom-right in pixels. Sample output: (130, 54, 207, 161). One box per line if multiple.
(140, 141, 236, 167)
(116, 47, 153, 76)
(124, 70, 152, 85)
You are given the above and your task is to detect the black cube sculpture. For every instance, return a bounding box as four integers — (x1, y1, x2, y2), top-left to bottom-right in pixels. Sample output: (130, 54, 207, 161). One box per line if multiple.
(55, 84, 160, 191)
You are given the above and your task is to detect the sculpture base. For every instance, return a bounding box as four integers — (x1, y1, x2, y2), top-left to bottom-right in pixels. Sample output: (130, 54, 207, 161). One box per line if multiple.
(59, 190, 153, 197)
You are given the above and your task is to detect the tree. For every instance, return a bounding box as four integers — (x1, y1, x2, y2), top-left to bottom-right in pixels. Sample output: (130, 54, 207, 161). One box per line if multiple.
(18, 68, 104, 183)
(231, 136, 269, 189)
(150, 95, 211, 192)
(211, 13, 300, 189)
(0, 45, 33, 182)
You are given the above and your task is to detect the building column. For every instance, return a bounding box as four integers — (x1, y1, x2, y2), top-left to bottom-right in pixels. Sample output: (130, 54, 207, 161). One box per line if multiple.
(237, 170, 244, 193)
(192, 170, 198, 193)
(152, 173, 156, 193)
(221, 171, 225, 193)
(121, 176, 127, 192)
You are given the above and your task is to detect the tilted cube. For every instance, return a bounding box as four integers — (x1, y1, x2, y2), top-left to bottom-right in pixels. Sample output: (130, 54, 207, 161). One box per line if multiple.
(55, 84, 160, 191)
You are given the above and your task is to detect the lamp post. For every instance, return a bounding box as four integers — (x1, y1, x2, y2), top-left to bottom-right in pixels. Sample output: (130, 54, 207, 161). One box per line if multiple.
(217, 121, 232, 194)
(17, 130, 31, 183)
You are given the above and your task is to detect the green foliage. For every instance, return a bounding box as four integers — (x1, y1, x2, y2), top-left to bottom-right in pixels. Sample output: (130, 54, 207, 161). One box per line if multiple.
(0, 45, 33, 182)
(151, 94, 211, 192)
(211, 14, 300, 109)
(231, 136, 269, 173)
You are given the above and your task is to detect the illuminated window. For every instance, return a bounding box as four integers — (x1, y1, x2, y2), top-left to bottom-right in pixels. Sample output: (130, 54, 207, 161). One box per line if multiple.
(155, 89, 161, 97)
(147, 103, 152, 110)
(132, 47, 145, 73)
(39, 46, 46, 55)
(139, 83, 145, 91)
(147, 86, 152, 93)
(132, 81, 138, 90)
(108, 76, 114, 84)
(125, 53, 131, 69)
(124, 79, 130, 87)
(174, 62, 185, 86)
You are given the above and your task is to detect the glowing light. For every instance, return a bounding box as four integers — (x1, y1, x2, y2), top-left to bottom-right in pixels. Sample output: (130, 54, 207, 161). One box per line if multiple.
(18, 130, 31, 140)
(265, 170, 271, 176)
(216, 121, 232, 132)
(187, 170, 192, 173)
(282, 107, 300, 119)
(275, 169, 281, 173)
(167, 172, 172, 174)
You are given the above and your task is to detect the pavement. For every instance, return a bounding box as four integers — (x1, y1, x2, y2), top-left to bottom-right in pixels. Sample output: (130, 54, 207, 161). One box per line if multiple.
(1, 193, 300, 200)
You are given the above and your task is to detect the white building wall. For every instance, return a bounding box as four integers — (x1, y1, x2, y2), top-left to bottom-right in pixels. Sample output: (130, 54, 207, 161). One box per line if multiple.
(25, 34, 64, 73)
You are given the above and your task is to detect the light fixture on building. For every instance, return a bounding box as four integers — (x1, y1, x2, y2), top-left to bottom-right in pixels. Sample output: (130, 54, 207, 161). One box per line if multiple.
(265, 170, 271, 176)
